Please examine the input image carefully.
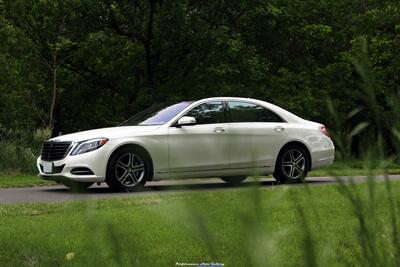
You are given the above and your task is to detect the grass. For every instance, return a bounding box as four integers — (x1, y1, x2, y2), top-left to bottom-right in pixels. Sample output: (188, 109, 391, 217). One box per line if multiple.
(308, 161, 400, 177)
(0, 175, 55, 188)
(0, 180, 399, 266)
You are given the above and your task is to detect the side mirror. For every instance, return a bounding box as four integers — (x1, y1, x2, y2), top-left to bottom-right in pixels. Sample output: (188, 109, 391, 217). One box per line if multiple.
(176, 116, 196, 127)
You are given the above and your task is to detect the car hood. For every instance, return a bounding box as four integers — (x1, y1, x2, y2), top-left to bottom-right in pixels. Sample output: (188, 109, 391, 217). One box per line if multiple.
(49, 125, 161, 142)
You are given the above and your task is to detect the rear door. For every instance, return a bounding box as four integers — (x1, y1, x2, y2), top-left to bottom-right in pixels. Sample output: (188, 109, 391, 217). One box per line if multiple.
(227, 101, 288, 169)
(168, 101, 230, 172)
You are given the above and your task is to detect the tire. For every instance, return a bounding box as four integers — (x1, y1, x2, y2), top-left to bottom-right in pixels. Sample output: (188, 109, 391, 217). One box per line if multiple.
(61, 181, 93, 192)
(273, 144, 309, 184)
(106, 146, 151, 192)
(220, 176, 247, 185)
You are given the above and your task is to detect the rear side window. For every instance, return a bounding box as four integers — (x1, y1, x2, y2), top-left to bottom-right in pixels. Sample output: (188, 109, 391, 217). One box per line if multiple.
(185, 101, 225, 124)
(228, 101, 284, 123)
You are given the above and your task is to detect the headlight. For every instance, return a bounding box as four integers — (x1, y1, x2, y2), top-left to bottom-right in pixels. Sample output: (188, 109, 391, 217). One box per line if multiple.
(70, 138, 109, 155)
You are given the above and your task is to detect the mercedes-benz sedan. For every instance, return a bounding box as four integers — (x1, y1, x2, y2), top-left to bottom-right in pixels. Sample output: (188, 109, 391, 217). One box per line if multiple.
(37, 97, 334, 191)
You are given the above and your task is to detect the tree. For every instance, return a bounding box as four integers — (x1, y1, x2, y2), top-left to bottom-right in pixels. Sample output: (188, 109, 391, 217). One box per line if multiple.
(3, 0, 77, 134)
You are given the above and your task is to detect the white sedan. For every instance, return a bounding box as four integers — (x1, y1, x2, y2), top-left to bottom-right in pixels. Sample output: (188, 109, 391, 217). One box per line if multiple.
(37, 97, 334, 191)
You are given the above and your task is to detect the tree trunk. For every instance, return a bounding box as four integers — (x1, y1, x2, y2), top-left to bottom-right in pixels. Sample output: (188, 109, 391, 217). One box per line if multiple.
(145, 0, 156, 88)
(49, 53, 58, 133)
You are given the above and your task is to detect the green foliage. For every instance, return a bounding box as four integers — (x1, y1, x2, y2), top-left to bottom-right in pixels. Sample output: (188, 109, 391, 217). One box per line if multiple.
(0, 127, 50, 174)
(0, 0, 399, 159)
(33, 128, 51, 151)
(0, 141, 37, 174)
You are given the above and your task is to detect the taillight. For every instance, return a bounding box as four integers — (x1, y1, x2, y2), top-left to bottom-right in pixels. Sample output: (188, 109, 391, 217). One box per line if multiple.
(320, 125, 330, 138)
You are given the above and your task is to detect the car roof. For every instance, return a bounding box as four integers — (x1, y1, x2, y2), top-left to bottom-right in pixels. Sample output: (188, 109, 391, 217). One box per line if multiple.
(196, 96, 258, 102)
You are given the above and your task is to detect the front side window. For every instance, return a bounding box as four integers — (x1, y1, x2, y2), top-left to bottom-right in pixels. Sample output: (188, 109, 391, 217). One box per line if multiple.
(228, 101, 284, 123)
(185, 102, 225, 125)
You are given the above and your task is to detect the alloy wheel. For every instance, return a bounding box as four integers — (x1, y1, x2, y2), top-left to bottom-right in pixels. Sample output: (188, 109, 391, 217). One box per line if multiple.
(281, 148, 306, 180)
(114, 152, 145, 186)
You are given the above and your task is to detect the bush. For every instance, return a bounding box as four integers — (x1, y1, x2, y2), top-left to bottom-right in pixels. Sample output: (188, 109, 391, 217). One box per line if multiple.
(0, 141, 38, 174)
(0, 128, 50, 175)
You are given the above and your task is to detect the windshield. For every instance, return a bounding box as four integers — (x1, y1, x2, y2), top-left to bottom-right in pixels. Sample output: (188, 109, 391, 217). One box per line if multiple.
(121, 101, 193, 126)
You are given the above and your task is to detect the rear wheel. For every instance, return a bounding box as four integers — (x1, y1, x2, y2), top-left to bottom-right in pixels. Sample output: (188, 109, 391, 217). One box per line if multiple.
(273, 145, 308, 184)
(220, 176, 247, 185)
(106, 146, 151, 192)
(61, 181, 93, 192)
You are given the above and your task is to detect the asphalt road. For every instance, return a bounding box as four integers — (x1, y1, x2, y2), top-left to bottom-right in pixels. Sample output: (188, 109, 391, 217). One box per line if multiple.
(1, 175, 400, 204)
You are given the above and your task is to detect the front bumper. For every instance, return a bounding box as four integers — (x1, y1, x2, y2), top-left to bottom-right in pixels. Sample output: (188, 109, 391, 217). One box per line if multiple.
(37, 149, 108, 183)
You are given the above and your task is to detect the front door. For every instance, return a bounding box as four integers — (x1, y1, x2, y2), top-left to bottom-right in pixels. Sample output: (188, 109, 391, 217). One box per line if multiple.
(168, 101, 230, 172)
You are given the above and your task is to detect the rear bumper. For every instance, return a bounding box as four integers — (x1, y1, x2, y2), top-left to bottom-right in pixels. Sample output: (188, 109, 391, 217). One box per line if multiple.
(310, 148, 335, 170)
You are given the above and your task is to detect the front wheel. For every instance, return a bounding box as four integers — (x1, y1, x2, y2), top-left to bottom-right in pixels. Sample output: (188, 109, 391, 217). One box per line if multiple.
(106, 146, 151, 192)
(220, 176, 247, 185)
(273, 145, 309, 184)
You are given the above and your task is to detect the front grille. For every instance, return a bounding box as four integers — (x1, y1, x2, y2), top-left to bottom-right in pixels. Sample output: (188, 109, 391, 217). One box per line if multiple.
(41, 141, 72, 161)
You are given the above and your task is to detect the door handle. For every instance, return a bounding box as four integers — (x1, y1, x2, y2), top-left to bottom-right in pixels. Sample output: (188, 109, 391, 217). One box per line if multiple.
(213, 127, 225, 133)
(274, 126, 285, 132)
